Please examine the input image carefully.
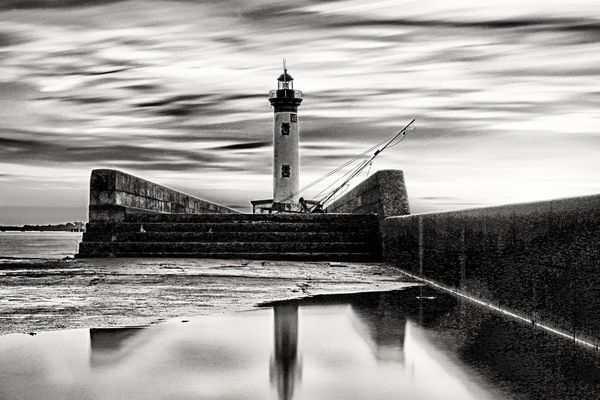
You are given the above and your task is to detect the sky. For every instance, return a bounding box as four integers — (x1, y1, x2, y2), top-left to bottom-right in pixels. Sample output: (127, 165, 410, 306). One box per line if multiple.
(1, 0, 600, 224)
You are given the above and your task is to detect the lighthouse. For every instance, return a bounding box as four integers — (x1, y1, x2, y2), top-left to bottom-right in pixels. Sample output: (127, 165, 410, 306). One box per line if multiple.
(268, 62, 303, 211)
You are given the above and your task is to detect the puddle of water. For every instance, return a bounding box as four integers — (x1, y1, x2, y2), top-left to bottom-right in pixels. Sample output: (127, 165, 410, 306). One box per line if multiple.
(0, 287, 599, 400)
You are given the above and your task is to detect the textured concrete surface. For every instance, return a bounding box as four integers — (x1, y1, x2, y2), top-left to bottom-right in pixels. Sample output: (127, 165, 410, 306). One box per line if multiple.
(0, 258, 417, 335)
(89, 169, 239, 222)
(78, 213, 382, 260)
(326, 170, 410, 220)
(383, 194, 600, 342)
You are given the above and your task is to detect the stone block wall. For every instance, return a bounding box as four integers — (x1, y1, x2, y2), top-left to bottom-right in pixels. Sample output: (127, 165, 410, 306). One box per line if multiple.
(326, 170, 410, 220)
(89, 169, 239, 222)
(382, 194, 600, 342)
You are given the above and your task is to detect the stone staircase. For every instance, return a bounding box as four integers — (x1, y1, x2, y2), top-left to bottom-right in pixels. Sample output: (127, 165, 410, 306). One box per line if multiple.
(78, 213, 381, 261)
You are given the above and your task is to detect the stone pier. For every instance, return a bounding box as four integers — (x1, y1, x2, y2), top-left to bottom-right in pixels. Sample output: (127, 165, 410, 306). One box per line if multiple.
(88, 169, 239, 222)
(382, 194, 600, 343)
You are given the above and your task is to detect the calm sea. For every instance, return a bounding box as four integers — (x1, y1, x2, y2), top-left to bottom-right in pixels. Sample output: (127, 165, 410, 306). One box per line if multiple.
(0, 232, 82, 259)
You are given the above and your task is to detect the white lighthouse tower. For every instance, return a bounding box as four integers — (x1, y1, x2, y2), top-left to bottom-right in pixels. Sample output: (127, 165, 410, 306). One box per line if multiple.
(268, 61, 303, 211)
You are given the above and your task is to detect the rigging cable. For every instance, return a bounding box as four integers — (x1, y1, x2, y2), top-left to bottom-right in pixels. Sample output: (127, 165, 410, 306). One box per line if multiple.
(278, 135, 391, 203)
(314, 118, 415, 210)
(314, 131, 408, 201)
(313, 158, 369, 199)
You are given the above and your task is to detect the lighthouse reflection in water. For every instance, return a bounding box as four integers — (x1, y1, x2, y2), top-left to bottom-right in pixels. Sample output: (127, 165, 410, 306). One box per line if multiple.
(271, 304, 300, 400)
(1, 287, 600, 400)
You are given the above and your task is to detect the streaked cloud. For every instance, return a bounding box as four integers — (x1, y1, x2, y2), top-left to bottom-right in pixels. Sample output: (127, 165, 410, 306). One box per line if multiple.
(1, 0, 600, 223)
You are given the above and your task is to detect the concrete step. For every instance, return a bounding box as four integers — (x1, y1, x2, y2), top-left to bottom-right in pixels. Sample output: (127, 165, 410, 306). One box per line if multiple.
(86, 221, 378, 233)
(79, 213, 382, 261)
(78, 241, 376, 254)
(76, 252, 379, 262)
(122, 213, 377, 224)
(83, 231, 380, 243)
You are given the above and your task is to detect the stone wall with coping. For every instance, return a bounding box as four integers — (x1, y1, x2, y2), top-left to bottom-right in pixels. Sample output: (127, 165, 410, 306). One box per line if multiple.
(326, 170, 410, 220)
(89, 169, 239, 222)
(382, 194, 600, 342)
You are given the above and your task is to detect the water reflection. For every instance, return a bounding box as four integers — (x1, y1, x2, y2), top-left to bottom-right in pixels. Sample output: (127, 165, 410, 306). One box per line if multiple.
(89, 327, 146, 368)
(349, 292, 407, 362)
(270, 304, 301, 400)
(0, 287, 599, 399)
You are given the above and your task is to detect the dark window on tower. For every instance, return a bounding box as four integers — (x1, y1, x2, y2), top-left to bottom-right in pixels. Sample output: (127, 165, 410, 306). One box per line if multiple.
(281, 165, 290, 178)
(281, 122, 290, 135)
(290, 113, 297, 123)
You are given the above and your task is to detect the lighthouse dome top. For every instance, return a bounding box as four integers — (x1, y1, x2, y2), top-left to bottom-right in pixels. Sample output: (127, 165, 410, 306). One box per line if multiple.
(277, 72, 294, 81)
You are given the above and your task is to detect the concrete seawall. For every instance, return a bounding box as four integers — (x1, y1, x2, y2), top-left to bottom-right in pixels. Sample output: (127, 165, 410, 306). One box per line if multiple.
(383, 195, 600, 341)
(89, 169, 239, 222)
(326, 170, 410, 220)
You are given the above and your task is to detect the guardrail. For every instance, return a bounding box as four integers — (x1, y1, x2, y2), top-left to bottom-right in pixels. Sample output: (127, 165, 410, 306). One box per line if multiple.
(268, 89, 303, 99)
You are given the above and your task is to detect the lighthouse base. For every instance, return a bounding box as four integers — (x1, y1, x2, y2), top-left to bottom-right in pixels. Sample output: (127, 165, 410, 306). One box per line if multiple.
(251, 199, 321, 214)
(250, 199, 300, 214)
(272, 201, 300, 212)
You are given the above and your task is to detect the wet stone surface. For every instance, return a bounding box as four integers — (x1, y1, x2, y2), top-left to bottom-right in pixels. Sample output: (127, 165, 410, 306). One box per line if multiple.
(0, 258, 414, 335)
(1, 287, 599, 400)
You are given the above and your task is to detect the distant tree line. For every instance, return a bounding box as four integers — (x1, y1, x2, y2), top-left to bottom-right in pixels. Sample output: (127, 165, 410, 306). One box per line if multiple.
(0, 222, 85, 232)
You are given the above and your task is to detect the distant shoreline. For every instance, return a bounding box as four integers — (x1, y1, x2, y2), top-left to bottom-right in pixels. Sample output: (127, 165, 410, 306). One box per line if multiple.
(0, 223, 85, 232)
(0, 230, 82, 233)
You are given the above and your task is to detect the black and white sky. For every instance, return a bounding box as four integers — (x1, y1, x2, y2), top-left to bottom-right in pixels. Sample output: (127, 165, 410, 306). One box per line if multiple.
(1, 0, 600, 224)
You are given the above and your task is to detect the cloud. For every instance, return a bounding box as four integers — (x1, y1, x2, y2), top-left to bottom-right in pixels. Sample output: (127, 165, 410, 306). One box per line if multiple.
(0, 30, 27, 47)
(123, 83, 163, 92)
(419, 196, 457, 201)
(239, 2, 304, 21)
(220, 93, 266, 102)
(81, 67, 133, 76)
(208, 141, 270, 151)
(0, 0, 125, 10)
(136, 94, 214, 108)
(325, 16, 600, 35)
(0, 135, 220, 167)
(112, 161, 216, 172)
(55, 96, 116, 105)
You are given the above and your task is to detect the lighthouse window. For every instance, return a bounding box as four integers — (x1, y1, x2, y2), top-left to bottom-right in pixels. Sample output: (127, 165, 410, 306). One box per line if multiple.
(281, 122, 290, 135)
(281, 165, 290, 178)
(290, 114, 297, 123)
